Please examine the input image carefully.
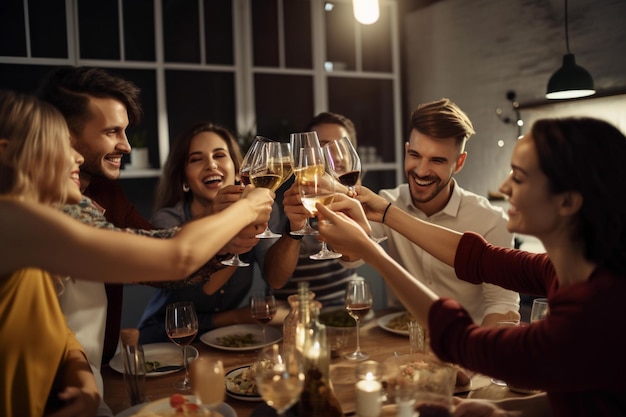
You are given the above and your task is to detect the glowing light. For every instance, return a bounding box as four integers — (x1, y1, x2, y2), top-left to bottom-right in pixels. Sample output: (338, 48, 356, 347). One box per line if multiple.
(353, 0, 379, 25)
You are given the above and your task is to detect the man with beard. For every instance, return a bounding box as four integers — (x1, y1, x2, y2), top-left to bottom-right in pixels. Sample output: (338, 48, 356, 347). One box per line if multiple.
(368, 98, 519, 326)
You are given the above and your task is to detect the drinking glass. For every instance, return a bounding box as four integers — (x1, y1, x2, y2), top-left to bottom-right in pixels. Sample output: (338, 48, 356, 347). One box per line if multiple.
(297, 147, 342, 260)
(490, 320, 520, 387)
(250, 293, 277, 343)
(530, 298, 549, 323)
(278, 142, 294, 186)
(250, 141, 285, 238)
(345, 279, 373, 360)
(323, 136, 361, 195)
(323, 137, 387, 244)
(190, 357, 224, 413)
(222, 136, 270, 266)
(289, 132, 322, 236)
(255, 344, 304, 417)
(165, 302, 198, 390)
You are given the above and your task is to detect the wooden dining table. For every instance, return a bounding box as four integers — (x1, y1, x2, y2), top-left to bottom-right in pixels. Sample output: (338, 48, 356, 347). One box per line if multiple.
(102, 308, 533, 417)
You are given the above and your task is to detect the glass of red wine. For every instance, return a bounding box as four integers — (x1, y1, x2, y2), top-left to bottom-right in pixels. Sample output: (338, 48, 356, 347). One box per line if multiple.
(323, 136, 361, 196)
(165, 302, 199, 390)
(250, 293, 277, 343)
(344, 278, 373, 361)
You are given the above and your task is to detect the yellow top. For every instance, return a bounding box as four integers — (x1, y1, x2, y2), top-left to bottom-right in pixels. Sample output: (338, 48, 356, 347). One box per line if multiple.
(0, 268, 84, 417)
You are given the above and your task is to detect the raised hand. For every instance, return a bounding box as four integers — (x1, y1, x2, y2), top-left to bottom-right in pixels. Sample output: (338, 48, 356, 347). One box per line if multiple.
(240, 185, 275, 225)
(282, 182, 310, 232)
(354, 185, 392, 223)
(315, 203, 377, 260)
(328, 193, 372, 236)
(208, 184, 245, 215)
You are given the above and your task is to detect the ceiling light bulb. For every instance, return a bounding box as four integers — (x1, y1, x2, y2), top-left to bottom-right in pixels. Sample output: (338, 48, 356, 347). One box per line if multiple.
(353, 0, 379, 25)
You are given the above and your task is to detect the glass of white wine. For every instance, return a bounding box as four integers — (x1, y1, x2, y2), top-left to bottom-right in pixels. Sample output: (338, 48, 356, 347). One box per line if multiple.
(255, 344, 304, 417)
(297, 147, 342, 260)
(249, 140, 284, 238)
(290, 132, 322, 236)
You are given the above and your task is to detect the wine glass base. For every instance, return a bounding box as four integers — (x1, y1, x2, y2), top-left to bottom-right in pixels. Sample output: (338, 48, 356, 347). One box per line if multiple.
(290, 226, 319, 236)
(370, 235, 388, 244)
(310, 251, 342, 260)
(256, 230, 282, 239)
(491, 378, 508, 387)
(344, 351, 369, 361)
(221, 257, 250, 267)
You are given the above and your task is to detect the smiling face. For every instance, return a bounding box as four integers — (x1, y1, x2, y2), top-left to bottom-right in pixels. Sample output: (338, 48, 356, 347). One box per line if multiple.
(66, 147, 85, 204)
(404, 129, 466, 216)
(184, 131, 236, 205)
(70, 96, 131, 190)
(498, 134, 565, 238)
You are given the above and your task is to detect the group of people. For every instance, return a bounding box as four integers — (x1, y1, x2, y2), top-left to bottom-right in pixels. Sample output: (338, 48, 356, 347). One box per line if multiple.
(0, 64, 624, 417)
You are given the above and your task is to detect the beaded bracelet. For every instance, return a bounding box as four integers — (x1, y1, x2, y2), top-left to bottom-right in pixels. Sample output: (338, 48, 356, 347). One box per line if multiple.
(382, 202, 392, 224)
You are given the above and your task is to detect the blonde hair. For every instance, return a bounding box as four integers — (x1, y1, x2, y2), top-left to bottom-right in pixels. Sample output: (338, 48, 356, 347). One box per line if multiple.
(0, 90, 73, 206)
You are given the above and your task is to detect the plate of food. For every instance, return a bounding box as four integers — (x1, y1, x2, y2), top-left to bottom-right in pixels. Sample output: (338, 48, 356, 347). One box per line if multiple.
(377, 311, 413, 336)
(199, 324, 282, 352)
(109, 343, 199, 377)
(224, 365, 264, 402)
(117, 394, 236, 417)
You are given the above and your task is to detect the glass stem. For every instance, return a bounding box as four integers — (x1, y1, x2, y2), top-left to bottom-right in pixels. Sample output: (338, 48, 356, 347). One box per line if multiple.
(355, 319, 361, 353)
(182, 345, 189, 385)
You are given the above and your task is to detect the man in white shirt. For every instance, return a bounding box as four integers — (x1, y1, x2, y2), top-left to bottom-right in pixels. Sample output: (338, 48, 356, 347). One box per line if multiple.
(369, 98, 519, 326)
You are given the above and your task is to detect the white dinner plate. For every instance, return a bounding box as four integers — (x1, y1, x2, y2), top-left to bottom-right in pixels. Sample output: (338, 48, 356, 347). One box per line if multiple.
(114, 396, 236, 417)
(199, 324, 282, 352)
(224, 365, 263, 402)
(377, 311, 410, 336)
(109, 343, 199, 377)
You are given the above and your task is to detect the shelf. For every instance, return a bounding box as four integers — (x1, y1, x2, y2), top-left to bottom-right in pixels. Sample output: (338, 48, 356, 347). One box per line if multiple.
(120, 168, 161, 179)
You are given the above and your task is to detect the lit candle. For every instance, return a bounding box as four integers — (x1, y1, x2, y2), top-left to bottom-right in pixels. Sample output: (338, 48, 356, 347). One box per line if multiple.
(355, 379, 382, 417)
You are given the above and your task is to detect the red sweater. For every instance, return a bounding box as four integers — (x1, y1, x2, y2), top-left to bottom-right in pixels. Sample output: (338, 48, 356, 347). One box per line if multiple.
(428, 232, 626, 417)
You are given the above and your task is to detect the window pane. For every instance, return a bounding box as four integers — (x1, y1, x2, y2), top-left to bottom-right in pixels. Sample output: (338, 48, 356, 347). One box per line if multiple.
(29, 0, 67, 58)
(124, 0, 155, 62)
(0, 0, 26, 57)
(325, 2, 355, 70)
(252, 0, 279, 67)
(361, 4, 392, 73)
(165, 70, 236, 142)
(254, 74, 313, 141)
(204, 0, 233, 65)
(284, 0, 312, 68)
(78, 0, 120, 60)
(163, 0, 200, 63)
(327, 77, 395, 162)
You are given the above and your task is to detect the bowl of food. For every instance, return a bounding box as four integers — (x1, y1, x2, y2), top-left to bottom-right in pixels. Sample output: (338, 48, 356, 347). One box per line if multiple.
(318, 306, 358, 358)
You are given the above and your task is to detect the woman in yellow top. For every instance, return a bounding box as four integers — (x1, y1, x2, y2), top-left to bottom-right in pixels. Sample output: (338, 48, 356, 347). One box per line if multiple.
(0, 90, 274, 417)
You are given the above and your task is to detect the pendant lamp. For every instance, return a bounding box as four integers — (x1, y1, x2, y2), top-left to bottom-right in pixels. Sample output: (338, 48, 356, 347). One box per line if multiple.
(353, 0, 379, 25)
(546, 0, 595, 99)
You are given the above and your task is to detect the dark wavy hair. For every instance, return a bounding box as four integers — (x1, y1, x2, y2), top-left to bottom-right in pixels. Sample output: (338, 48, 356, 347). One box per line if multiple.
(153, 121, 242, 211)
(36, 66, 142, 135)
(531, 117, 626, 274)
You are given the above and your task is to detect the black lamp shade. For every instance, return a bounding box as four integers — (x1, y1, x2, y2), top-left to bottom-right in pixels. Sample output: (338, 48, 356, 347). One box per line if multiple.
(546, 54, 595, 99)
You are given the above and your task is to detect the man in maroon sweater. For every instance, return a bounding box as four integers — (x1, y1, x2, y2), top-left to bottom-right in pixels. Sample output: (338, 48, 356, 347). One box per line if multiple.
(38, 66, 153, 364)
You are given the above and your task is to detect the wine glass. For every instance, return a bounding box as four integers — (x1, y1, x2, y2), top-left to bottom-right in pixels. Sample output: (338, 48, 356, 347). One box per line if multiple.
(323, 136, 361, 195)
(530, 298, 549, 323)
(323, 137, 387, 244)
(249, 141, 284, 238)
(165, 302, 199, 390)
(255, 344, 304, 417)
(289, 131, 322, 236)
(222, 136, 269, 267)
(250, 293, 277, 343)
(278, 142, 294, 186)
(190, 357, 224, 413)
(297, 147, 342, 260)
(345, 278, 373, 361)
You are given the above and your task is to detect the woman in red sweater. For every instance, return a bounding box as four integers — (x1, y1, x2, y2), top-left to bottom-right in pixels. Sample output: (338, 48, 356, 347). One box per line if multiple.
(317, 117, 626, 417)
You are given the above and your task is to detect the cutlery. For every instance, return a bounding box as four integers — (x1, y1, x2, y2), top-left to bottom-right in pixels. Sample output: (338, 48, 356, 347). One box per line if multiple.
(151, 365, 182, 373)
